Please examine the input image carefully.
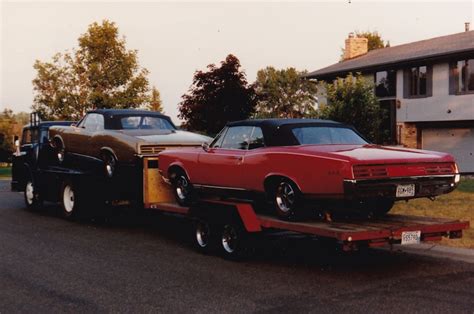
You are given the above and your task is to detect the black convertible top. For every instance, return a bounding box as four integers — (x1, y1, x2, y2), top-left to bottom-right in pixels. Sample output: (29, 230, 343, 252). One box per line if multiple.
(226, 119, 353, 146)
(86, 109, 176, 130)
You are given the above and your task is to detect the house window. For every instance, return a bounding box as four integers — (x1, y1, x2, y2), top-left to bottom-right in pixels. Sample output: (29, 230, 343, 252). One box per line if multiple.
(374, 70, 396, 98)
(410, 66, 427, 96)
(450, 59, 474, 94)
(403, 65, 432, 98)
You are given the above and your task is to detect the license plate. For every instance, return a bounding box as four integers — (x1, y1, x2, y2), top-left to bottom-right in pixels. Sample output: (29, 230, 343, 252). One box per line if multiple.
(396, 184, 415, 197)
(401, 231, 421, 245)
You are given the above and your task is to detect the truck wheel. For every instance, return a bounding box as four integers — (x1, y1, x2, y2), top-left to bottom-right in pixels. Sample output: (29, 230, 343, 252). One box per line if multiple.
(273, 179, 302, 220)
(60, 180, 81, 219)
(192, 220, 215, 253)
(24, 179, 43, 211)
(171, 170, 195, 206)
(218, 223, 247, 260)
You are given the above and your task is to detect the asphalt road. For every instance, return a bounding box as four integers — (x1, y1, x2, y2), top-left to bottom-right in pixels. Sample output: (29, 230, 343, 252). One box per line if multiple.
(1, 179, 474, 313)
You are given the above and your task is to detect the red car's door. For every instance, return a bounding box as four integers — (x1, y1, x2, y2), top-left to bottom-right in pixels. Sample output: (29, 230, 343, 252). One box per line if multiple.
(197, 126, 253, 188)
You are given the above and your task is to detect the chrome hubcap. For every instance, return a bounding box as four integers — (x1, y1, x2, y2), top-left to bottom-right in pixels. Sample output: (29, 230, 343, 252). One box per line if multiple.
(276, 182, 295, 213)
(63, 185, 75, 213)
(57, 151, 64, 162)
(196, 222, 210, 248)
(105, 156, 115, 177)
(176, 176, 189, 200)
(222, 225, 238, 254)
(25, 182, 34, 205)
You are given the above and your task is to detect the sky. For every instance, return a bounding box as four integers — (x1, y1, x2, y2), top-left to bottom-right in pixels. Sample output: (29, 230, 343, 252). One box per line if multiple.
(1, 0, 473, 122)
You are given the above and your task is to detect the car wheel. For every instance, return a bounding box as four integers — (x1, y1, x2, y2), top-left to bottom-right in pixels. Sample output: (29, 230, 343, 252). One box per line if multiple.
(102, 152, 116, 178)
(24, 179, 43, 210)
(60, 180, 81, 219)
(274, 179, 302, 220)
(171, 170, 195, 206)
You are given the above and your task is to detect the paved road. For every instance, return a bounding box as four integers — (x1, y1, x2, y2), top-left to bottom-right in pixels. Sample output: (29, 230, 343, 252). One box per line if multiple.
(1, 179, 474, 313)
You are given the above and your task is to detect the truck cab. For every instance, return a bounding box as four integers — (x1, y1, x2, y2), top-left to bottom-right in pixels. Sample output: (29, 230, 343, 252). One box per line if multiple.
(11, 113, 73, 192)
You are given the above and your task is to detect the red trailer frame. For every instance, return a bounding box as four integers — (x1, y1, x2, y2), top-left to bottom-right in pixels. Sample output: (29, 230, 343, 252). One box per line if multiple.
(149, 200, 470, 258)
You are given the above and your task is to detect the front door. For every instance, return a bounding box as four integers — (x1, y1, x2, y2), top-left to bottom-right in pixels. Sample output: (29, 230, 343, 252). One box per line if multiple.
(198, 126, 253, 188)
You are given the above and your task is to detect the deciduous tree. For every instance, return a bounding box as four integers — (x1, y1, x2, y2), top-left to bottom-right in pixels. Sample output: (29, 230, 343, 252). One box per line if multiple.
(254, 67, 318, 118)
(145, 87, 164, 112)
(33, 20, 151, 120)
(178, 54, 256, 135)
(319, 74, 384, 143)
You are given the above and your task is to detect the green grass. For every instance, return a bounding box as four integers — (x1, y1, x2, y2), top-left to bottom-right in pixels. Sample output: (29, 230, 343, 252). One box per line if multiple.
(392, 179, 474, 249)
(457, 179, 474, 193)
(0, 167, 11, 178)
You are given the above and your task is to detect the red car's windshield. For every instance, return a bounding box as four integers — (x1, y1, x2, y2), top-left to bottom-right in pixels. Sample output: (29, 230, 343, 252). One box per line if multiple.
(292, 126, 368, 145)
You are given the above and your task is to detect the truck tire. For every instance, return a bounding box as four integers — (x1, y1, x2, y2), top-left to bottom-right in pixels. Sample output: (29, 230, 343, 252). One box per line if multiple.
(24, 179, 43, 211)
(217, 222, 248, 260)
(60, 180, 82, 219)
(192, 220, 216, 254)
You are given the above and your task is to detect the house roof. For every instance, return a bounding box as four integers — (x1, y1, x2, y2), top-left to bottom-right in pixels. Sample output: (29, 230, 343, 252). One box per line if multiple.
(306, 30, 474, 80)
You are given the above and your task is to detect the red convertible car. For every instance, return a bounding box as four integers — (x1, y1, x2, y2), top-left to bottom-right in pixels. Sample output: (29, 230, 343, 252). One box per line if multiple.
(158, 119, 460, 219)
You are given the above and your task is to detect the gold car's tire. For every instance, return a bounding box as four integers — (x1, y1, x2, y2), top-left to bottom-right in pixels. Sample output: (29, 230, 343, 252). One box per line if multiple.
(53, 138, 65, 163)
(101, 152, 117, 178)
(273, 179, 302, 220)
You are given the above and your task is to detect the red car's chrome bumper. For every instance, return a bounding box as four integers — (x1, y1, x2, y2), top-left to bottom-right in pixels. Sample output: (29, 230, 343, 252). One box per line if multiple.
(343, 174, 459, 200)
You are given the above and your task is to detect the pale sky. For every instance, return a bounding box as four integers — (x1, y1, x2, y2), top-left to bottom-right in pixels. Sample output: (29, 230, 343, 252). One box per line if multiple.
(1, 0, 473, 122)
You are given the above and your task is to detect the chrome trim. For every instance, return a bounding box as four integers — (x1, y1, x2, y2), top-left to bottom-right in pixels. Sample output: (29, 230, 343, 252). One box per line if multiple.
(193, 184, 247, 191)
(345, 174, 455, 183)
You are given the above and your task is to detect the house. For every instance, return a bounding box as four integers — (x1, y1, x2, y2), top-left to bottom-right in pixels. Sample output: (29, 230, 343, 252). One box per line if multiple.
(306, 24, 474, 173)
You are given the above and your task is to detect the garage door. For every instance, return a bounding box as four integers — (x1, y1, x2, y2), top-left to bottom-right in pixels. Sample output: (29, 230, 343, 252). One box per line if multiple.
(422, 128, 474, 173)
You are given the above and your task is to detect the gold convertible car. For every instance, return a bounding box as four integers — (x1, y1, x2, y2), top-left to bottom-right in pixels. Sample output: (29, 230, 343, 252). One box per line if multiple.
(49, 109, 212, 178)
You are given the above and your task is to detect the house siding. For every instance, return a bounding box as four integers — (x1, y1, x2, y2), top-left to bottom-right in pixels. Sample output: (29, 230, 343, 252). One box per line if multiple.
(396, 62, 474, 123)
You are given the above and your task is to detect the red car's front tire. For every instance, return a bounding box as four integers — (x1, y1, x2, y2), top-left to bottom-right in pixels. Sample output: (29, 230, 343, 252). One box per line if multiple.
(171, 170, 195, 206)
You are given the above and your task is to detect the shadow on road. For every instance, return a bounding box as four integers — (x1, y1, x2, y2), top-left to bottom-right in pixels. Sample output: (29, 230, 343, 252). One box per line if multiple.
(27, 202, 423, 273)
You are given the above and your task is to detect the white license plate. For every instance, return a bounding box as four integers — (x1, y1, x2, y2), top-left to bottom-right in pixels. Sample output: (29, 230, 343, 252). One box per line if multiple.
(401, 231, 421, 245)
(396, 184, 415, 197)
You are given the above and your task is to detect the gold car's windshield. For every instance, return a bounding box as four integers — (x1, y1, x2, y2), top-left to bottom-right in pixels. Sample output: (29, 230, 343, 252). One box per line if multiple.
(120, 116, 175, 130)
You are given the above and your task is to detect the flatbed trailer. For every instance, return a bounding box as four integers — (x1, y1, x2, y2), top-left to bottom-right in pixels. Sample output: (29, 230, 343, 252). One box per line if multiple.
(148, 200, 469, 259)
(13, 138, 470, 260)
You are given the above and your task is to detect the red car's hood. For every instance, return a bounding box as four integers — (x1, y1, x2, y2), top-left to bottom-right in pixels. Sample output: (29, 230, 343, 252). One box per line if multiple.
(293, 144, 453, 164)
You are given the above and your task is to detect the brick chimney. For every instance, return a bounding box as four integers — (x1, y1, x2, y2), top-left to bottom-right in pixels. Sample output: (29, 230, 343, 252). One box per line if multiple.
(344, 33, 368, 60)
(465, 22, 470, 32)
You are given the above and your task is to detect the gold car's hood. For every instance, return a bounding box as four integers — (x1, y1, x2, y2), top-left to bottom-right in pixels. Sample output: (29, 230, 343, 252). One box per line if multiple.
(135, 130, 212, 145)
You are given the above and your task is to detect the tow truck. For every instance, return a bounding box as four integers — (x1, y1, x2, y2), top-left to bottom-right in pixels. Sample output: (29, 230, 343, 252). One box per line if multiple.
(12, 113, 470, 259)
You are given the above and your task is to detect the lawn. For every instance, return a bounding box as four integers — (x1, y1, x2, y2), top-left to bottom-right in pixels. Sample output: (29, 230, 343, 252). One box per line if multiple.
(392, 179, 474, 249)
(0, 167, 11, 178)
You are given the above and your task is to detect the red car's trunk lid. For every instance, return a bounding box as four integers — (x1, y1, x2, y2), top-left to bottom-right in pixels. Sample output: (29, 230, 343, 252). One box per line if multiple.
(295, 144, 455, 179)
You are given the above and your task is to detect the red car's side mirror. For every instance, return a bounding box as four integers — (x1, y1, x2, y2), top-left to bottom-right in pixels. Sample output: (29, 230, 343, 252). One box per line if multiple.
(202, 142, 210, 152)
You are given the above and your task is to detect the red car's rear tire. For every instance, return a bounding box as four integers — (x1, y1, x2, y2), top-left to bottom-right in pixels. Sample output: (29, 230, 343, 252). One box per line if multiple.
(273, 179, 302, 220)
